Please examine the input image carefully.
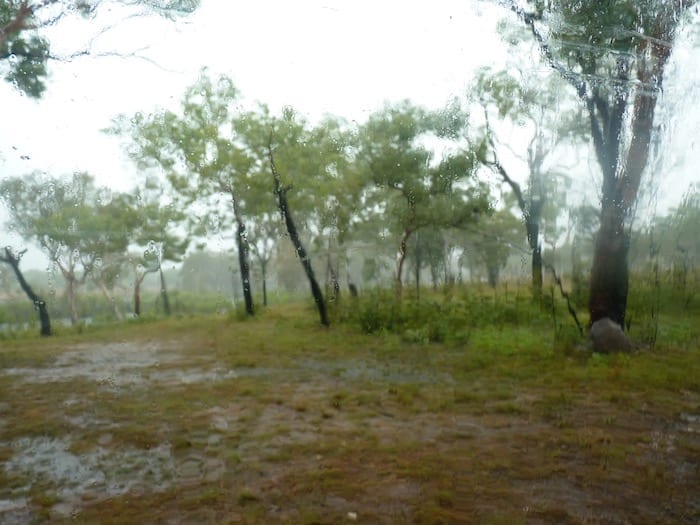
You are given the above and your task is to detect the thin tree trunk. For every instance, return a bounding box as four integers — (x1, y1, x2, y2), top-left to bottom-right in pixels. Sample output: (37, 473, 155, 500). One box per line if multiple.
(1, 248, 51, 336)
(531, 244, 543, 302)
(134, 276, 142, 317)
(326, 249, 340, 302)
(66, 277, 79, 326)
(235, 219, 254, 315)
(261, 259, 268, 307)
(268, 136, 329, 326)
(396, 227, 413, 301)
(228, 188, 254, 316)
(159, 266, 171, 316)
(97, 281, 123, 321)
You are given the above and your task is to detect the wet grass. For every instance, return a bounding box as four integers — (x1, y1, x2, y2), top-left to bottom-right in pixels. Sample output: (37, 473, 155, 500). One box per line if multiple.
(0, 299, 698, 523)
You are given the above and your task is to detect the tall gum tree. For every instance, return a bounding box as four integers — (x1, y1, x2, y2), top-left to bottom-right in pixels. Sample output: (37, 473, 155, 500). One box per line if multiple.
(234, 105, 342, 325)
(112, 73, 256, 316)
(263, 108, 331, 326)
(500, 0, 697, 329)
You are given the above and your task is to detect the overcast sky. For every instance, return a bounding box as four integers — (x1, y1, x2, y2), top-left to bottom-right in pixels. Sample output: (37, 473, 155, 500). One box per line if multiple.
(1, 0, 699, 269)
(0, 0, 508, 190)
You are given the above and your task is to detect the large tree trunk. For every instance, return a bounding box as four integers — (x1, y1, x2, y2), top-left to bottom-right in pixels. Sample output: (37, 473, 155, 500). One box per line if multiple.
(1, 248, 51, 336)
(268, 138, 329, 326)
(588, 23, 671, 330)
(589, 203, 630, 328)
(587, 73, 661, 329)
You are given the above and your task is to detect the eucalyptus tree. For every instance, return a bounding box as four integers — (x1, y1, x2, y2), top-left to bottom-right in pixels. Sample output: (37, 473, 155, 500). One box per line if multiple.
(357, 101, 490, 299)
(234, 105, 356, 325)
(0, 172, 133, 325)
(262, 108, 331, 326)
(112, 73, 256, 316)
(501, 0, 697, 329)
(474, 67, 578, 300)
(0, 0, 199, 98)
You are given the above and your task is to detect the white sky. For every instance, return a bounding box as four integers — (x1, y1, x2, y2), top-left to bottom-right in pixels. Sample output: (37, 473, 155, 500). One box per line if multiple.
(0, 0, 508, 191)
(1, 0, 699, 269)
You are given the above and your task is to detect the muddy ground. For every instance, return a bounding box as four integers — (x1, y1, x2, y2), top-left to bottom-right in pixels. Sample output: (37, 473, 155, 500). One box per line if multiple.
(0, 328, 698, 524)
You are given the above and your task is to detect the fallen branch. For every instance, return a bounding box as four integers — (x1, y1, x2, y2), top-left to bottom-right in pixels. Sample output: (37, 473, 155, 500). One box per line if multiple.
(545, 262, 583, 336)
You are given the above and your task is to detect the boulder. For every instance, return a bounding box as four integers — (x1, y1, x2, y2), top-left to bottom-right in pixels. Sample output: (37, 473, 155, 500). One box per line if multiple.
(589, 317, 635, 353)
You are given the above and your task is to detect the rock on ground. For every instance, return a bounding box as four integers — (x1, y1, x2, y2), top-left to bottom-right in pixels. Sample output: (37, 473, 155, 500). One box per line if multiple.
(589, 317, 635, 354)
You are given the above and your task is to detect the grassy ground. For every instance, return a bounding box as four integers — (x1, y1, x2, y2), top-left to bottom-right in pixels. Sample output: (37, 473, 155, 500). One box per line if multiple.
(0, 299, 698, 524)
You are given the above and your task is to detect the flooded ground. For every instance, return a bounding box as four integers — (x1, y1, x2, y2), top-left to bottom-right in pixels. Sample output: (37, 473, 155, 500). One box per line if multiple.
(0, 322, 698, 523)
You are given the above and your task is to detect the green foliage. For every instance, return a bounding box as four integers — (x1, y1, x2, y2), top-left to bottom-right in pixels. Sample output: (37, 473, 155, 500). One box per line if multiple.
(461, 208, 524, 288)
(337, 284, 555, 345)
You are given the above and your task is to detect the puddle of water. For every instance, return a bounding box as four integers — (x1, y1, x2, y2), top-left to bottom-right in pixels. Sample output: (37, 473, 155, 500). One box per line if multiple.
(3, 436, 175, 507)
(680, 413, 700, 433)
(0, 498, 32, 525)
(0, 341, 253, 389)
(2, 342, 181, 385)
(147, 367, 238, 385)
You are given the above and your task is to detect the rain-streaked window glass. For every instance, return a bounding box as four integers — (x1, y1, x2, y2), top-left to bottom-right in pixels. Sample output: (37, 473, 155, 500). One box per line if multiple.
(1, 2, 699, 523)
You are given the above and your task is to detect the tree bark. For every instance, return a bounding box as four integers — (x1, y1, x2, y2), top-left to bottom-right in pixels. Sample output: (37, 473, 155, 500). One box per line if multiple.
(228, 187, 254, 316)
(396, 227, 413, 301)
(134, 275, 142, 317)
(97, 281, 123, 321)
(66, 277, 79, 326)
(589, 199, 630, 327)
(159, 266, 171, 316)
(132, 264, 157, 317)
(268, 136, 329, 326)
(0, 248, 51, 336)
(325, 237, 341, 303)
(235, 219, 254, 315)
(261, 258, 268, 307)
(531, 244, 543, 302)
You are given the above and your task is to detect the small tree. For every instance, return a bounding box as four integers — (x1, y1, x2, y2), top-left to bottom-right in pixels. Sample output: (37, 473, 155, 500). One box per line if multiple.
(357, 101, 491, 299)
(0, 172, 133, 325)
